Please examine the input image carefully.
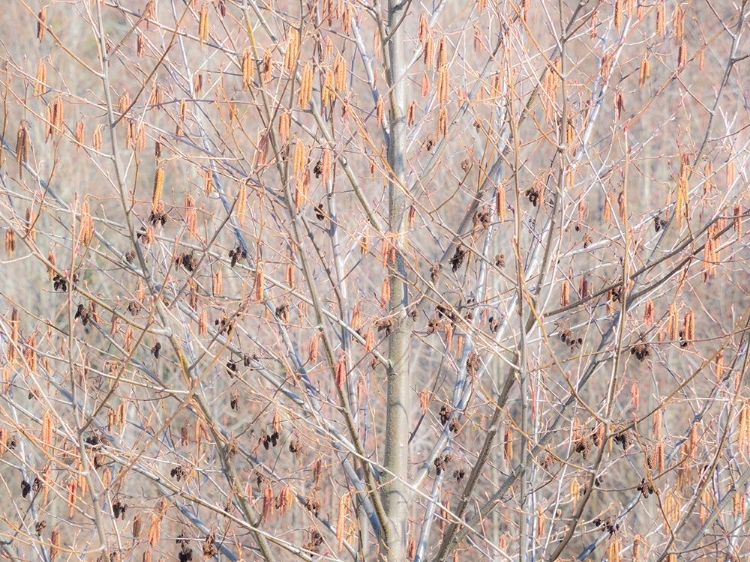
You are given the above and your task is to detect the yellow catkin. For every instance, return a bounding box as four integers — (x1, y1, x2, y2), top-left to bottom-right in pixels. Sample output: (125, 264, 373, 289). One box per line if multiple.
(262, 48, 273, 83)
(237, 181, 247, 226)
(152, 167, 164, 211)
(652, 408, 663, 440)
(381, 277, 391, 308)
(726, 160, 736, 188)
(673, 4, 684, 41)
(631, 382, 640, 410)
(278, 111, 291, 144)
(34, 59, 47, 96)
(92, 125, 103, 151)
(496, 187, 506, 222)
(423, 35, 434, 67)
(667, 303, 678, 341)
(504, 426, 513, 461)
(473, 22, 483, 52)
(609, 537, 621, 562)
(407, 100, 416, 126)
(418, 14, 429, 44)
(136, 124, 146, 152)
(284, 28, 300, 73)
(633, 535, 644, 562)
(118, 92, 130, 115)
(51, 96, 64, 135)
(75, 120, 85, 149)
(644, 299, 654, 325)
(684, 309, 695, 343)
(376, 96, 385, 127)
(241, 48, 254, 90)
(148, 513, 161, 547)
(664, 492, 680, 527)
(437, 67, 449, 106)
(321, 148, 332, 184)
(185, 194, 198, 238)
(437, 107, 447, 137)
(322, 69, 335, 107)
(677, 40, 686, 68)
(42, 411, 52, 450)
(37, 7, 47, 41)
(285, 261, 294, 288)
(560, 280, 569, 306)
(436, 37, 447, 70)
(16, 122, 28, 178)
(334, 53, 346, 92)
(734, 204, 742, 240)
(614, 0, 622, 31)
(298, 61, 313, 107)
(204, 168, 213, 195)
(255, 265, 264, 301)
(212, 268, 222, 295)
(80, 198, 94, 246)
(656, 3, 665, 37)
(336, 493, 349, 551)
(639, 57, 650, 87)
(334, 356, 347, 388)
(570, 478, 580, 502)
(293, 137, 306, 180)
(198, 2, 209, 46)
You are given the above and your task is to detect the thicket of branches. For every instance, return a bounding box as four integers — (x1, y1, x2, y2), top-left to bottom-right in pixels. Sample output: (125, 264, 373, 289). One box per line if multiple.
(1, 0, 750, 561)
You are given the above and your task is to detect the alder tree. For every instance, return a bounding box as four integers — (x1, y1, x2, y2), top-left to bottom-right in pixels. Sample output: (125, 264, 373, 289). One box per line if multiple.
(1, 1, 750, 561)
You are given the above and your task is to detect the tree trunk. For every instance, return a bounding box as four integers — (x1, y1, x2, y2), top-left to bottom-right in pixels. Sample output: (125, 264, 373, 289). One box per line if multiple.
(382, 0, 409, 557)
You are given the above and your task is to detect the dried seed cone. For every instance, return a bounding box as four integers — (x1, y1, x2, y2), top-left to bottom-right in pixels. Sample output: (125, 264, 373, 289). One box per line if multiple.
(50, 530, 59, 561)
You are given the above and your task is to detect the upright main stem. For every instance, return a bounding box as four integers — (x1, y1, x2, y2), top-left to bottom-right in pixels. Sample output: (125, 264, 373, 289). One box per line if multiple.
(382, 0, 409, 557)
